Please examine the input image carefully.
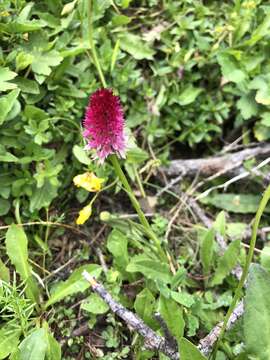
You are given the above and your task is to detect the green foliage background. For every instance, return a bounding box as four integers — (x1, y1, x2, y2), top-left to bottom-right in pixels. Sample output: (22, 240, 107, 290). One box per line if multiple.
(1, 0, 270, 219)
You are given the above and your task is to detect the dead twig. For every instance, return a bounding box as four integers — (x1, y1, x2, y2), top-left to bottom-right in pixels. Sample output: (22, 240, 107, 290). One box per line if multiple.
(82, 271, 179, 360)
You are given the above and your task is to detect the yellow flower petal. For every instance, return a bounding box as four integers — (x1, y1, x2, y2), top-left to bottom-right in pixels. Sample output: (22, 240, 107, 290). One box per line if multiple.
(73, 172, 104, 192)
(76, 204, 92, 225)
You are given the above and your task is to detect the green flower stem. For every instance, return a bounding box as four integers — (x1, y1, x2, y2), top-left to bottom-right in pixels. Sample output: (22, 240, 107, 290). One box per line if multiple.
(110, 154, 167, 261)
(212, 183, 270, 359)
(87, 0, 107, 88)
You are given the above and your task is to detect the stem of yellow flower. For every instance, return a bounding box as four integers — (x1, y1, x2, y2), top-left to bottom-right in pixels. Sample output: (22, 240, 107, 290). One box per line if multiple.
(211, 183, 270, 359)
(87, 0, 107, 88)
(110, 154, 167, 261)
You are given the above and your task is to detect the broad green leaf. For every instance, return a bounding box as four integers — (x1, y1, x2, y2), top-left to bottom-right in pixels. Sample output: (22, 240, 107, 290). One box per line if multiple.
(119, 33, 155, 60)
(237, 94, 258, 120)
(5, 225, 39, 302)
(0, 89, 20, 125)
(0, 326, 20, 359)
(134, 288, 157, 327)
(200, 228, 215, 275)
(246, 12, 270, 46)
(260, 246, 270, 271)
(81, 293, 109, 314)
(16, 52, 34, 72)
(32, 51, 63, 76)
(227, 222, 247, 238)
(45, 332, 61, 360)
(72, 145, 91, 165)
(45, 264, 102, 307)
(217, 53, 246, 83)
(0, 67, 17, 91)
(211, 240, 241, 286)
(112, 15, 131, 26)
(158, 296, 184, 342)
(0, 198, 10, 216)
(107, 229, 129, 271)
(0, 258, 9, 282)
(200, 193, 270, 214)
(13, 77, 39, 94)
(19, 329, 47, 360)
(178, 86, 203, 106)
(179, 338, 207, 360)
(30, 181, 58, 212)
(171, 291, 195, 308)
(126, 255, 172, 284)
(244, 264, 270, 360)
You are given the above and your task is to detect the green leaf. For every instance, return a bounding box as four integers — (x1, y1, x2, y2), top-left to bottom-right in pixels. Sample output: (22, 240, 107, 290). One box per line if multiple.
(5, 225, 39, 302)
(245, 12, 270, 46)
(178, 86, 203, 106)
(19, 329, 47, 360)
(45, 264, 102, 307)
(244, 264, 270, 360)
(213, 211, 226, 237)
(30, 181, 58, 212)
(32, 51, 63, 76)
(0, 326, 20, 359)
(134, 288, 157, 327)
(0, 20, 45, 33)
(126, 255, 172, 284)
(200, 193, 270, 214)
(260, 246, 270, 271)
(0, 89, 20, 125)
(45, 332, 61, 360)
(217, 53, 246, 83)
(107, 229, 129, 271)
(0, 258, 10, 282)
(112, 15, 131, 26)
(158, 296, 185, 342)
(13, 77, 40, 94)
(200, 228, 215, 275)
(211, 240, 241, 286)
(171, 291, 195, 308)
(81, 293, 109, 314)
(179, 338, 207, 360)
(16, 52, 34, 72)
(72, 145, 91, 165)
(0, 67, 17, 91)
(119, 33, 155, 60)
(0, 198, 10, 216)
(237, 94, 258, 120)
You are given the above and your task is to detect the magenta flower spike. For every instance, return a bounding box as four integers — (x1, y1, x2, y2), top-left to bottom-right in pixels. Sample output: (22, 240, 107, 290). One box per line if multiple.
(83, 88, 126, 162)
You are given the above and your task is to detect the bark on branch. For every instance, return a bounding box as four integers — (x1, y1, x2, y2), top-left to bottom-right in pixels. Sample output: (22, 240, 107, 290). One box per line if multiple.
(164, 144, 270, 178)
(82, 271, 179, 360)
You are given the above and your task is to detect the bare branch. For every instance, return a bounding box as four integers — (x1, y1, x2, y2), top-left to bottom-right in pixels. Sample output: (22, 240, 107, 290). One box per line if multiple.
(82, 271, 179, 360)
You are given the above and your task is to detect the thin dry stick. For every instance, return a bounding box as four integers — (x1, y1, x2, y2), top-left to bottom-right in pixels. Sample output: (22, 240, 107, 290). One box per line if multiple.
(82, 271, 179, 360)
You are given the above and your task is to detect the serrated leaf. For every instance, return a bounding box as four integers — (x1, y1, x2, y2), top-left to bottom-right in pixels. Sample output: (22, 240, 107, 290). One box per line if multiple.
(45, 264, 102, 308)
(126, 255, 172, 284)
(237, 94, 258, 120)
(158, 296, 184, 342)
(217, 53, 246, 83)
(0, 89, 20, 125)
(211, 240, 240, 286)
(119, 33, 155, 60)
(179, 338, 207, 360)
(0, 67, 17, 91)
(32, 51, 63, 76)
(244, 264, 270, 360)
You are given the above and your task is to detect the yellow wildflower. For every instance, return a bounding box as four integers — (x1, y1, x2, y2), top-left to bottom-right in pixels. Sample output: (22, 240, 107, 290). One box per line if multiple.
(76, 203, 92, 225)
(73, 172, 104, 192)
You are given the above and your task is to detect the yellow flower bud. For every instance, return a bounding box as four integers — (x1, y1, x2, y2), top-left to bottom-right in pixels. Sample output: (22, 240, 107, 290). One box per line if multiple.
(73, 172, 104, 192)
(76, 204, 92, 225)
